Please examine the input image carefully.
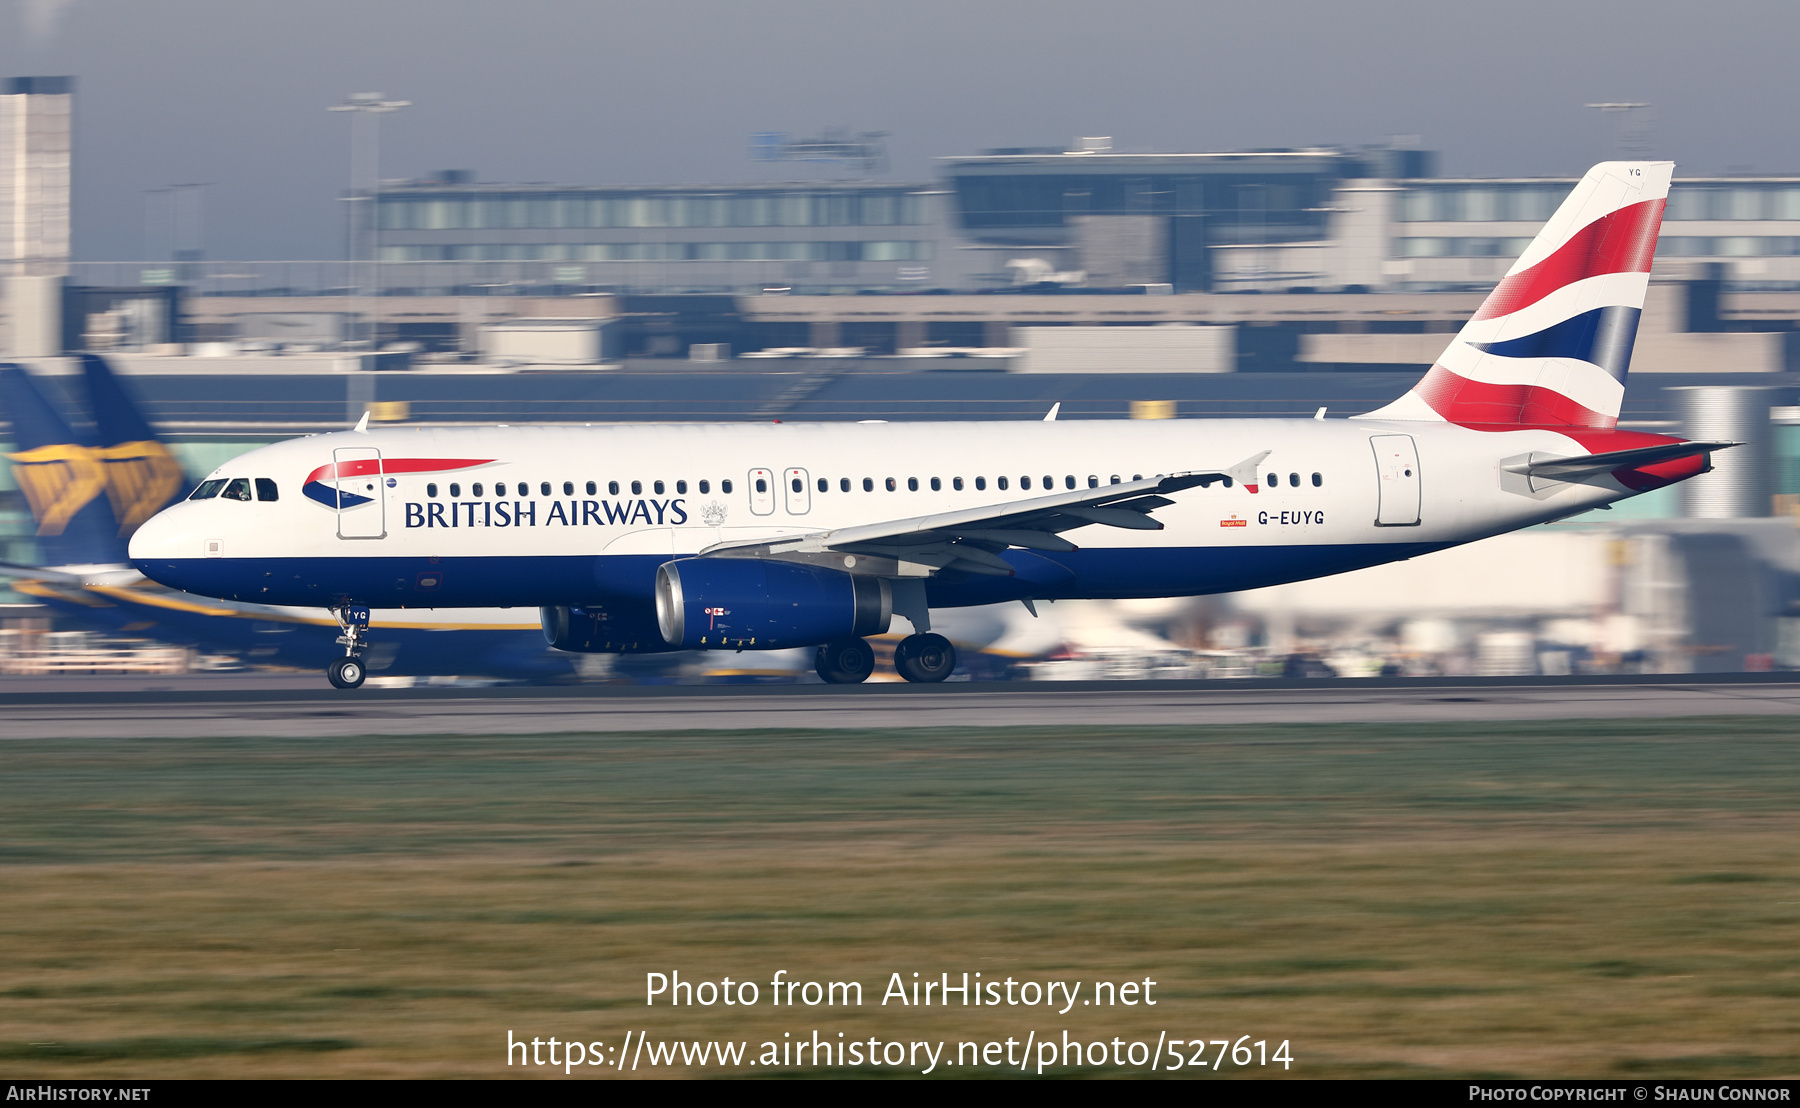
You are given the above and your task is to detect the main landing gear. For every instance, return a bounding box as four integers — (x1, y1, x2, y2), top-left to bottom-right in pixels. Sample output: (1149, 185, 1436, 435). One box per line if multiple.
(813, 633, 958, 685)
(894, 633, 956, 684)
(815, 637, 876, 684)
(327, 605, 371, 689)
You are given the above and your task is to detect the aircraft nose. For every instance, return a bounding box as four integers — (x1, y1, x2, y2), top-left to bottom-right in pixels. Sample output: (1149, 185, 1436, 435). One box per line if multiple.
(128, 502, 197, 565)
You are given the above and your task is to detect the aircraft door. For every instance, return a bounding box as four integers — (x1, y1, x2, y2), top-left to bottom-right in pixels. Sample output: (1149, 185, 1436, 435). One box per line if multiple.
(1370, 434, 1421, 527)
(332, 446, 387, 539)
(783, 467, 811, 515)
(748, 467, 775, 516)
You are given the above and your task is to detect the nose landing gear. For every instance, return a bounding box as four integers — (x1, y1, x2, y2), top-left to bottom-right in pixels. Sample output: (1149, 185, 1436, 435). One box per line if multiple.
(327, 605, 371, 689)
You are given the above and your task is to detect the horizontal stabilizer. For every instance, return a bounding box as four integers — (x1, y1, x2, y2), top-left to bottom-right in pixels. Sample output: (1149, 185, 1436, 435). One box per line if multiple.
(1503, 439, 1736, 480)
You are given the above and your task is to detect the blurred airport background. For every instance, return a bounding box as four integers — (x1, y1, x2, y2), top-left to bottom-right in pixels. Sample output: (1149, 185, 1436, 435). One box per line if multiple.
(6, 77, 1800, 682)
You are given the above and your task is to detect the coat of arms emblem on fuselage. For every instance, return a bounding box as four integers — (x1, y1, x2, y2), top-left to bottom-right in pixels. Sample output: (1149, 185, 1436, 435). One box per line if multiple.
(700, 501, 728, 527)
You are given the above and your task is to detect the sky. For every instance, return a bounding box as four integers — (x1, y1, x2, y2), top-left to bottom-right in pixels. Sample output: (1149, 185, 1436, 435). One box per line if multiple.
(6, 0, 1800, 260)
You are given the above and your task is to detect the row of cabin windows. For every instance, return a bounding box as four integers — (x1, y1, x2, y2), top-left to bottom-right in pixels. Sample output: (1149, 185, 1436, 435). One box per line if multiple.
(188, 477, 279, 502)
(420, 472, 1331, 499)
(426, 478, 733, 498)
(778, 473, 1324, 493)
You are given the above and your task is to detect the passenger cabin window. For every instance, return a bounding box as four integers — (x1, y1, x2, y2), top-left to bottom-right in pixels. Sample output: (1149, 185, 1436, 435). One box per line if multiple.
(450, 483, 461, 497)
(541, 482, 551, 496)
(676, 480, 687, 494)
(886, 478, 896, 491)
(721, 479, 733, 494)
(1021, 476, 1031, 490)
(907, 477, 919, 492)
(426, 483, 439, 498)
(1065, 476, 1076, 490)
(839, 478, 850, 492)
(862, 478, 873, 492)
(998, 476, 1009, 491)
(189, 479, 226, 501)
(653, 481, 664, 495)
(975, 477, 986, 491)
(473, 483, 485, 497)
(816, 477, 827, 493)
(953, 477, 963, 491)
(1043, 476, 1053, 489)
(564, 481, 575, 496)
(221, 478, 252, 502)
(609, 481, 620, 495)
(755, 478, 767, 493)
(587, 481, 597, 495)
(1312, 473, 1323, 487)
(699, 480, 711, 494)
(930, 477, 941, 491)
(632, 481, 643, 495)
(793, 477, 804, 493)
(255, 478, 279, 502)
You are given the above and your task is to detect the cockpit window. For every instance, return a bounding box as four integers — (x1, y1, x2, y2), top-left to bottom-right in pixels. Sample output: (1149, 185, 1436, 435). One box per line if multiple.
(221, 478, 253, 502)
(255, 478, 279, 502)
(188, 479, 227, 500)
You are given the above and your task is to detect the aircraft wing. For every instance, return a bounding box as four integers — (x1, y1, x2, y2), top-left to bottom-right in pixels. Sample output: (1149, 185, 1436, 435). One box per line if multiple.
(699, 451, 1269, 578)
(1503, 440, 1737, 481)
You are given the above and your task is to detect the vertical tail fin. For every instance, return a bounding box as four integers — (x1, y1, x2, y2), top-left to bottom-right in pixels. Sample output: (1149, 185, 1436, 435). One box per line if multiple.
(81, 354, 188, 533)
(0, 363, 130, 567)
(1366, 161, 1673, 428)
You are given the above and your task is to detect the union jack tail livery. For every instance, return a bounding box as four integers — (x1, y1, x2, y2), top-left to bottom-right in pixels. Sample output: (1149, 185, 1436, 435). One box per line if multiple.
(1368, 161, 1673, 428)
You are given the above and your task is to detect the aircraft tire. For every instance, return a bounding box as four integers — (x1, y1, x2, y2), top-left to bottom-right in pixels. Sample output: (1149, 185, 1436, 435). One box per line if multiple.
(327, 656, 367, 690)
(894, 633, 956, 683)
(814, 638, 875, 684)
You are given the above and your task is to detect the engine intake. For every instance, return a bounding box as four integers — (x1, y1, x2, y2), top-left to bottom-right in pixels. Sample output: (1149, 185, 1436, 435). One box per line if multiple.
(655, 558, 891, 649)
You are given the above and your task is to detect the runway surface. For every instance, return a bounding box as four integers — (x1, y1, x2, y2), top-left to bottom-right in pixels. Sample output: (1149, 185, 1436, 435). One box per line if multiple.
(4, 674, 1800, 738)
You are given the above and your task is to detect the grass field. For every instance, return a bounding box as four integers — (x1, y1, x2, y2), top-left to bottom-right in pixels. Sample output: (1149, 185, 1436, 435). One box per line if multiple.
(2, 717, 1798, 1078)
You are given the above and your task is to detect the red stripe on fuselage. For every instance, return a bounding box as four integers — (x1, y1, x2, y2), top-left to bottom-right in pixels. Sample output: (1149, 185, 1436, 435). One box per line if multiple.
(303, 457, 494, 485)
(1470, 199, 1665, 322)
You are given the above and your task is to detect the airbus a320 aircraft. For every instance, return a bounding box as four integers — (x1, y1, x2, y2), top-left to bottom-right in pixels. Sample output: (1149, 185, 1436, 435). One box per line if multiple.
(126, 161, 1729, 689)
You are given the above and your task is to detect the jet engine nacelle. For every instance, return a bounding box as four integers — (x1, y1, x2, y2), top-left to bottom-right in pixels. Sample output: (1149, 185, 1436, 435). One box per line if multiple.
(540, 602, 674, 654)
(655, 558, 891, 649)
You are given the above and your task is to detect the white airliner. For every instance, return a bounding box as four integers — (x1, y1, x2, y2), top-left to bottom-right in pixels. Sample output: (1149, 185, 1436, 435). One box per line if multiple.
(128, 161, 1730, 689)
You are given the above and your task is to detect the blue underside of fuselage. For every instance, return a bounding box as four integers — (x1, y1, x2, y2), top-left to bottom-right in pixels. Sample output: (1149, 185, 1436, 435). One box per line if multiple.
(135, 541, 1453, 615)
